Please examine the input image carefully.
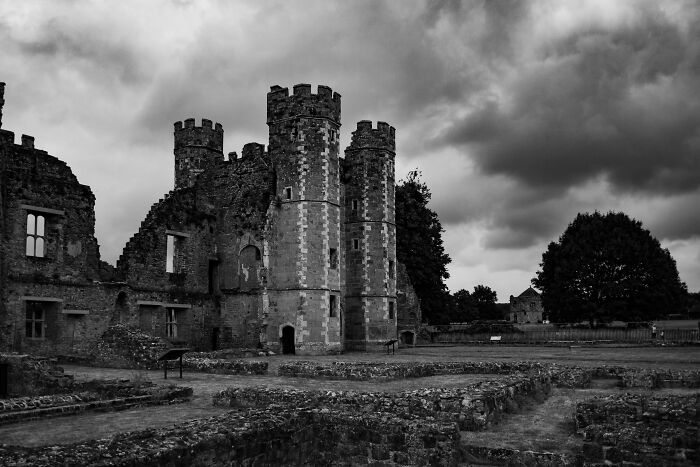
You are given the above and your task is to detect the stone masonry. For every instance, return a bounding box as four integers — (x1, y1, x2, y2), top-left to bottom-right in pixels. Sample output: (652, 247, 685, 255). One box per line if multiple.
(0, 82, 420, 356)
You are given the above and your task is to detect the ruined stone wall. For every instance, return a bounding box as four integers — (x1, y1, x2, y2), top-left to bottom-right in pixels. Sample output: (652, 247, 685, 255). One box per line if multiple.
(0, 409, 459, 466)
(265, 84, 343, 354)
(343, 121, 397, 349)
(397, 261, 421, 343)
(577, 393, 699, 465)
(0, 108, 111, 351)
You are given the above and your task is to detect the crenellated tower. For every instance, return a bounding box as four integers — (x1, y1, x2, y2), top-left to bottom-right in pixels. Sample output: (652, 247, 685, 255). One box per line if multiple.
(265, 84, 343, 354)
(344, 120, 397, 349)
(173, 118, 224, 189)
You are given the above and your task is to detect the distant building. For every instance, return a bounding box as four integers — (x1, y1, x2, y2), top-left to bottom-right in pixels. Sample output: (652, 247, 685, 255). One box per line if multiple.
(509, 287, 545, 323)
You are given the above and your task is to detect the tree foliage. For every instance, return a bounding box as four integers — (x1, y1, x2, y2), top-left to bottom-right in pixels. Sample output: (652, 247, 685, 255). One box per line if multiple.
(533, 211, 687, 324)
(451, 285, 504, 322)
(396, 170, 451, 324)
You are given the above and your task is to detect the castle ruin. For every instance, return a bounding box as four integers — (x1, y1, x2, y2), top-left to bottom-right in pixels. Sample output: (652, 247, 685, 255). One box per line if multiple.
(0, 82, 421, 355)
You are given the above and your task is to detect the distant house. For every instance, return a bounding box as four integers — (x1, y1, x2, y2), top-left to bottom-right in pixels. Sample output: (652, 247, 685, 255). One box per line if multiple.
(509, 287, 545, 323)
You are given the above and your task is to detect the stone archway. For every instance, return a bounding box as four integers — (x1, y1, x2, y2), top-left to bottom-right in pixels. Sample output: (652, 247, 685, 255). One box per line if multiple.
(281, 325, 295, 355)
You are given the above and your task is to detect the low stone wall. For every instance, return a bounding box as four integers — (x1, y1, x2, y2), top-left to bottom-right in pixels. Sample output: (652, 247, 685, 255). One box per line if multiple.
(576, 393, 699, 466)
(0, 408, 460, 466)
(278, 360, 552, 380)
(180, 356, 267, 375)
(0, 353, 75, 396)
(214, 373, 551, 431)
(460, 445, 581, 466)
(277, 360, 700, 390)
(0, 379, 192, 424)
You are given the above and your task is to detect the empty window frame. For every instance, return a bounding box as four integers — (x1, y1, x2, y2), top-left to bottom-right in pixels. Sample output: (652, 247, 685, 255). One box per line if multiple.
(165, 232, 188, 273)
(284, 187, 292, 200)
(351, 199, 359, 211)
(388, 260, 395, 279)
(329, 248, 338, 269)
(329, 295, 337, 317)
(352, 238, 360, 250)
(25, 301, 45, 338)
(388, 302, 395, 320)
(26, 213, 46, 257)
(166, 308, 178, 338)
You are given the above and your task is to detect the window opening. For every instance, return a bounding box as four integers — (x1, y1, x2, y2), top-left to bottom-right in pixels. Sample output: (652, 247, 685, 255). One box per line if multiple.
(26, 214, 46, 257)
(388, 260, 395, 279)
(166, 308, 178, 338)
(166, 235, 175, 273)
(284, 187, 292, 200)
(208, 260, 219, 294)
(329, 248, 338, 269)
(352, 238, 359, 250)
(388, 302, 395, 320)
(329, 295, 337, 317)
(25, 302, 45, 338)
(351, 199, 359, 210)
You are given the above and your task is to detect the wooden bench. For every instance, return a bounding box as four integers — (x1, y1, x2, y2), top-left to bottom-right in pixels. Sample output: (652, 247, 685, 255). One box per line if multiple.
(489, 336, 502, 343)
(383, 339, 398, 354)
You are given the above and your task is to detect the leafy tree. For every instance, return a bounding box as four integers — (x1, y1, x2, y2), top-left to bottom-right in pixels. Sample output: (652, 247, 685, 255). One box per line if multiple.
(452, 285, 502, 321)
(396, 170, 451, 324)
(533, 212, 687, 325)
(453, 289, 478, 322)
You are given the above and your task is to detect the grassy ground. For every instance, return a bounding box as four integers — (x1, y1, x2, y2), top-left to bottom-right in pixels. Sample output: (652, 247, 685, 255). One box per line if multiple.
(1, 345, 698, 449)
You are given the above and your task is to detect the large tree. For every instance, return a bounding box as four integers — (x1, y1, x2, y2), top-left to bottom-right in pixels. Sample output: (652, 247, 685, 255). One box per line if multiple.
(533, 211, 687, 324)
(396, 170, 451, 324)
(453, 285, 501, 321)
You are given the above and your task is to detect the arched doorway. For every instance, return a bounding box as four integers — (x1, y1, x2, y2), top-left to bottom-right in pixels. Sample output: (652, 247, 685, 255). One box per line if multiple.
(281, 325, 295, 355)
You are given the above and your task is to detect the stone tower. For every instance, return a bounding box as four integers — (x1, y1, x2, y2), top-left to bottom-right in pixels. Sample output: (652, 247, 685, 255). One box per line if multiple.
(265, 84, 343, 354)
(173, 118, 224, 189)
(344, 121, 397, 349)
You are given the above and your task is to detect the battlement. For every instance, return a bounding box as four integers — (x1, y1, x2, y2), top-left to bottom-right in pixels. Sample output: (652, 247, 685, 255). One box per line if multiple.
(173, 118, 224, 152)
(267, 84, 341, 125)
(346, 120, 396, 153)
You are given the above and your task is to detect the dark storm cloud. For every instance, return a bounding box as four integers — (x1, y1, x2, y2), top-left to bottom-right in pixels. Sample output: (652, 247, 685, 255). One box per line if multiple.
(4, 17, 147, 85)
(440, 4, 700, 196)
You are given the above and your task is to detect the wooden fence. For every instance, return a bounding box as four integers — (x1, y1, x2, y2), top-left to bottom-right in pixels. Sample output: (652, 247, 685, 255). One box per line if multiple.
(430, 328, 700, 345)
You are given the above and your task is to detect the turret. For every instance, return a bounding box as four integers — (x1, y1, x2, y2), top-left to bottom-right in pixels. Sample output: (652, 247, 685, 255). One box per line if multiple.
(344, 120, 397, 350)
(0, 82, 5, 128)
(346, 120, 395, 153)
(266, 84, 341, 128)
(173, 118, 224, 189)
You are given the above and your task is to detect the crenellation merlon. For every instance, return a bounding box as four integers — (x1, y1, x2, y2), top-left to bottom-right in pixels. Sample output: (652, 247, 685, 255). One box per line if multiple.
(346, 120, 396, 153)
(267, 84, 341, 125)
(21, 134, 34, 149)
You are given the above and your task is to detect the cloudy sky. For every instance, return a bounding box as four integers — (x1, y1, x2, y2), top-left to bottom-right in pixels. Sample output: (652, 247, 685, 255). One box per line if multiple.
(1, 0, 699, 300)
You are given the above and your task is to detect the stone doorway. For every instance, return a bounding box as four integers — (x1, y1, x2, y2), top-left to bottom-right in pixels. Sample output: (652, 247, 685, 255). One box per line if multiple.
(281, 325, 295, 355)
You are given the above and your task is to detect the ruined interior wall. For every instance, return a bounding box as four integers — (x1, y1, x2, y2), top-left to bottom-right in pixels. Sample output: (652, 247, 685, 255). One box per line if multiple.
(397, 261, 421, 336)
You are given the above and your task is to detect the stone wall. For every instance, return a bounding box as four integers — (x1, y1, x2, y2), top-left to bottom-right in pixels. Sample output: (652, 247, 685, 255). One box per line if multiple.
(0, 408, 459, 466)
(214, 373, 551, 431)
(0, 353, 74, 396)
(576, 393, 699, 466)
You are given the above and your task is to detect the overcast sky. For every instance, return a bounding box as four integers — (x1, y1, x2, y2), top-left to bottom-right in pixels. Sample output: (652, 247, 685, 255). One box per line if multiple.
(1, 0, 699, 300)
